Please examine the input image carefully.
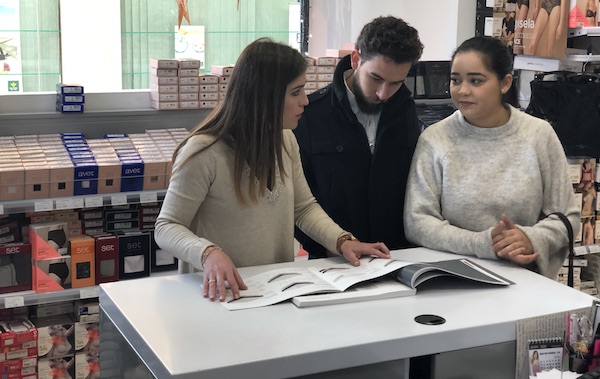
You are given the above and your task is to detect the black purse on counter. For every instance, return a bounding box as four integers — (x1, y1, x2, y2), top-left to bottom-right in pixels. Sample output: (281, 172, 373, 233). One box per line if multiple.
(526, 71, 600, 157)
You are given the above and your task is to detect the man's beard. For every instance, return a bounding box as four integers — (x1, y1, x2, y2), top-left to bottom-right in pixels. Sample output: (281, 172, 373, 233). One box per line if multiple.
(352, 76, 384, 114)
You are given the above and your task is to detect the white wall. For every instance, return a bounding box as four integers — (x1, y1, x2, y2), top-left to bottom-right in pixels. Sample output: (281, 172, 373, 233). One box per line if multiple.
(309, 0, 476, 60)
(60, 0, 122, 91)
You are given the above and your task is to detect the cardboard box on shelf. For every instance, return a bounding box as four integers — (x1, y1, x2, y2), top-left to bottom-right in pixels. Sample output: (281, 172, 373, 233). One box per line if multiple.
(149, 58, 179, 69)
(32, 256, 72, 292)
(68, 235, 95, 288)
(0, 242, 32, 294)
(30, 222, 69, 260)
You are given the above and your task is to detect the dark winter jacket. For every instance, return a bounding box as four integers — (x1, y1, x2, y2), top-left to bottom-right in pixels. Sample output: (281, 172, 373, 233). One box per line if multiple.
(293, 55, 422, 258)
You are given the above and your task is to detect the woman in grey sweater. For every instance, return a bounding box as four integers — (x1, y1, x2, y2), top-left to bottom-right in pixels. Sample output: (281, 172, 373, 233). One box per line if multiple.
(404, 36, 579, 279)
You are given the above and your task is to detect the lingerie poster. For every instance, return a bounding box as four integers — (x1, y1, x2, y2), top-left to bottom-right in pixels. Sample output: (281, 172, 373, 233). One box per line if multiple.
(510, 0, 570, 58)
(569, 0, 600, 28)
(0, 0, 23, 93)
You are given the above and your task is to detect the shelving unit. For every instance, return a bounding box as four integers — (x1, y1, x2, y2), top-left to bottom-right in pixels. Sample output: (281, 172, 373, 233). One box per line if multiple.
(0, 189, 167, 215)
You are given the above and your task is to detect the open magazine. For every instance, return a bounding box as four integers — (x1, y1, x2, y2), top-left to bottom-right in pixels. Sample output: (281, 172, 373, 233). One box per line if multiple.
(221, 257, 513, 310)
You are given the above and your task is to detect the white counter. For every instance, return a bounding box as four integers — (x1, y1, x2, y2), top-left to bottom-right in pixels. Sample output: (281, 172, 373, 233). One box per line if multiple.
(99, 247, 595, 378)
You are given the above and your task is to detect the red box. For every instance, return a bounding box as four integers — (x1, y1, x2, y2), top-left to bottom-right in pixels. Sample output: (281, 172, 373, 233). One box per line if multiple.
(0, 356, 37, 373)
(0, 318, 37, 349)
(94, 234, 119, 284)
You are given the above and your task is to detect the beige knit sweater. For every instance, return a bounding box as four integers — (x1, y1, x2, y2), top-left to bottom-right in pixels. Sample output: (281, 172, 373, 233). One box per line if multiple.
(155, 130, 345, 273)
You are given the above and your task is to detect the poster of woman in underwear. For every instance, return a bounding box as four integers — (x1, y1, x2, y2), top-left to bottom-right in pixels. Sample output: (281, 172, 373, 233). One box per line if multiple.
(512, 0, 570, 57)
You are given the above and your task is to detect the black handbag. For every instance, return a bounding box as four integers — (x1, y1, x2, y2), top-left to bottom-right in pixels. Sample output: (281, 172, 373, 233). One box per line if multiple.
(526, 71, 600, 157)
(543, 212, 575, 287)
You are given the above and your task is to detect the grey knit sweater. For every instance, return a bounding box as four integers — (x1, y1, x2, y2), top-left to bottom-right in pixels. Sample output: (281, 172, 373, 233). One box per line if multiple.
(404, 106, 580, 279)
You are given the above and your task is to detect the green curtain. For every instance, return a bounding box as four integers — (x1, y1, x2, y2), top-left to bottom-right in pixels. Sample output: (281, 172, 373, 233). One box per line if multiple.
(19, 0, 60, 92)
(121, 0, 296, 90)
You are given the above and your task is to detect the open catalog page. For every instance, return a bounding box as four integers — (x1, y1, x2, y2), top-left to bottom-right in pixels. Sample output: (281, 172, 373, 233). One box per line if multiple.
(221, 257, 512, 311)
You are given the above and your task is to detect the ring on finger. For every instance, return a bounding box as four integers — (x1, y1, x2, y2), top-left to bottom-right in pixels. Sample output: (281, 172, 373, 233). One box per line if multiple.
(208, 279, 216, 285)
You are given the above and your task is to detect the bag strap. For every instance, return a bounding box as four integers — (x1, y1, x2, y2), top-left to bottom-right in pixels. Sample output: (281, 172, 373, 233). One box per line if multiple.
(546, 212, 575, 287)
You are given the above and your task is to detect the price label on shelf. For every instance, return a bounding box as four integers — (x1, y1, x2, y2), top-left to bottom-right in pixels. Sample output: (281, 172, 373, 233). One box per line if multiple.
(85, 197, 103, 208)
(4, 296, 24, 308)
(140, 192, 158, 204)
(588, 245, 600, 254)
(34, 200, 54, 212)
(80, 287, 99, 299)
(55, 198, 76, 210)
(111, 194, 127, 206)
(0, 204, 4, 215)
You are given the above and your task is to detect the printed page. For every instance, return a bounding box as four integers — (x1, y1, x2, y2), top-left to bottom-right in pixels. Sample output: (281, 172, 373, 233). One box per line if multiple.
(291, 276, 416, 308)
(306, 257, 414, 292)
(221, 267, 335, 311)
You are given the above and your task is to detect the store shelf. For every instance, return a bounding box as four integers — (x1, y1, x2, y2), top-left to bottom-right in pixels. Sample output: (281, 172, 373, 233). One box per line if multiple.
(0, 287, 100, 309)
(0, 189, 167, 215)
(569, 27, 600, 38)
(0, 269, 177, 310)
(575, 244, 600, 256)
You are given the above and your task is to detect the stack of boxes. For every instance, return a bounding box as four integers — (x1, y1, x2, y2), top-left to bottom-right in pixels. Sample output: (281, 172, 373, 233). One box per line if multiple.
(73, 299, 100, 379)
(34, 313, 75, 378)
(56, 84, 85, 113)
(305, 49, 349, 95)
(30, 221, 72, 293)
(0, 317, 38, 378)
(209, 64, 234, 108)
(150, 58, 202, 110)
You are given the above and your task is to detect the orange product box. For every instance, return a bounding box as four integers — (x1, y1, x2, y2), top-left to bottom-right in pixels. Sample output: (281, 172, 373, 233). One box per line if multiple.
(68, 235, 95, 288)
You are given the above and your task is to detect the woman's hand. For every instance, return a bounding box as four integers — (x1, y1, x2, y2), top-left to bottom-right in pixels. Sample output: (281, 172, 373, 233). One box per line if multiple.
(491, 214, 539, 266)
(340, 241, 391, 266)
(202, 248, 247, 301)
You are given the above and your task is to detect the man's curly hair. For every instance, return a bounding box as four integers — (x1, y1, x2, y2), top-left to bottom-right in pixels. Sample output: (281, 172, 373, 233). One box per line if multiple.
(356, 16, 424, 64)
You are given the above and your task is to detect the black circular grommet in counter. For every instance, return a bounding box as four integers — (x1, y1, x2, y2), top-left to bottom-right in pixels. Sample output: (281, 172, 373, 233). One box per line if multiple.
(414, 314, 446, 325)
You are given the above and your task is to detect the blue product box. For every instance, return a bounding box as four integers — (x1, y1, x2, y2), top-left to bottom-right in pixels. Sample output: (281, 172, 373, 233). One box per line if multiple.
(72, 160, 99, 196)
(57, 94, 85, 104)
(104, 133, 128, 138)
(61, 132, 85, 140)
(120, 159, 144, 192)
(56, 103, 84, 113)
(56, 83, 84, 94)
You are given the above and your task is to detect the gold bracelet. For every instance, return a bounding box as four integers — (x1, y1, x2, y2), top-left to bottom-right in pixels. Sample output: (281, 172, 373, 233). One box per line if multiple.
(336, 233, 357, 254)
(201, 245, 222, 267)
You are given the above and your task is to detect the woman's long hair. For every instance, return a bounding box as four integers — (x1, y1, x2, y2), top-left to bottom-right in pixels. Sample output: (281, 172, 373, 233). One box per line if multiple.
(172, 38, 307, 204)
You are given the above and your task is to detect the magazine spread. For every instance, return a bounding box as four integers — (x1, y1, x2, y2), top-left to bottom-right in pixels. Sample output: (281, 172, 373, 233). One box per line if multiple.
(221, 257, 513, 310)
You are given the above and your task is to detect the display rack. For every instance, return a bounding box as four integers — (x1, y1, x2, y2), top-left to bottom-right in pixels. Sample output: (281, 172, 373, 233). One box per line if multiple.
(0, 189, 167, 215)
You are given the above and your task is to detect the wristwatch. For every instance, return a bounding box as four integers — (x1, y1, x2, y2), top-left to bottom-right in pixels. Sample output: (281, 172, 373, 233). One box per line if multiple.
(336, 233, 358, 254)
